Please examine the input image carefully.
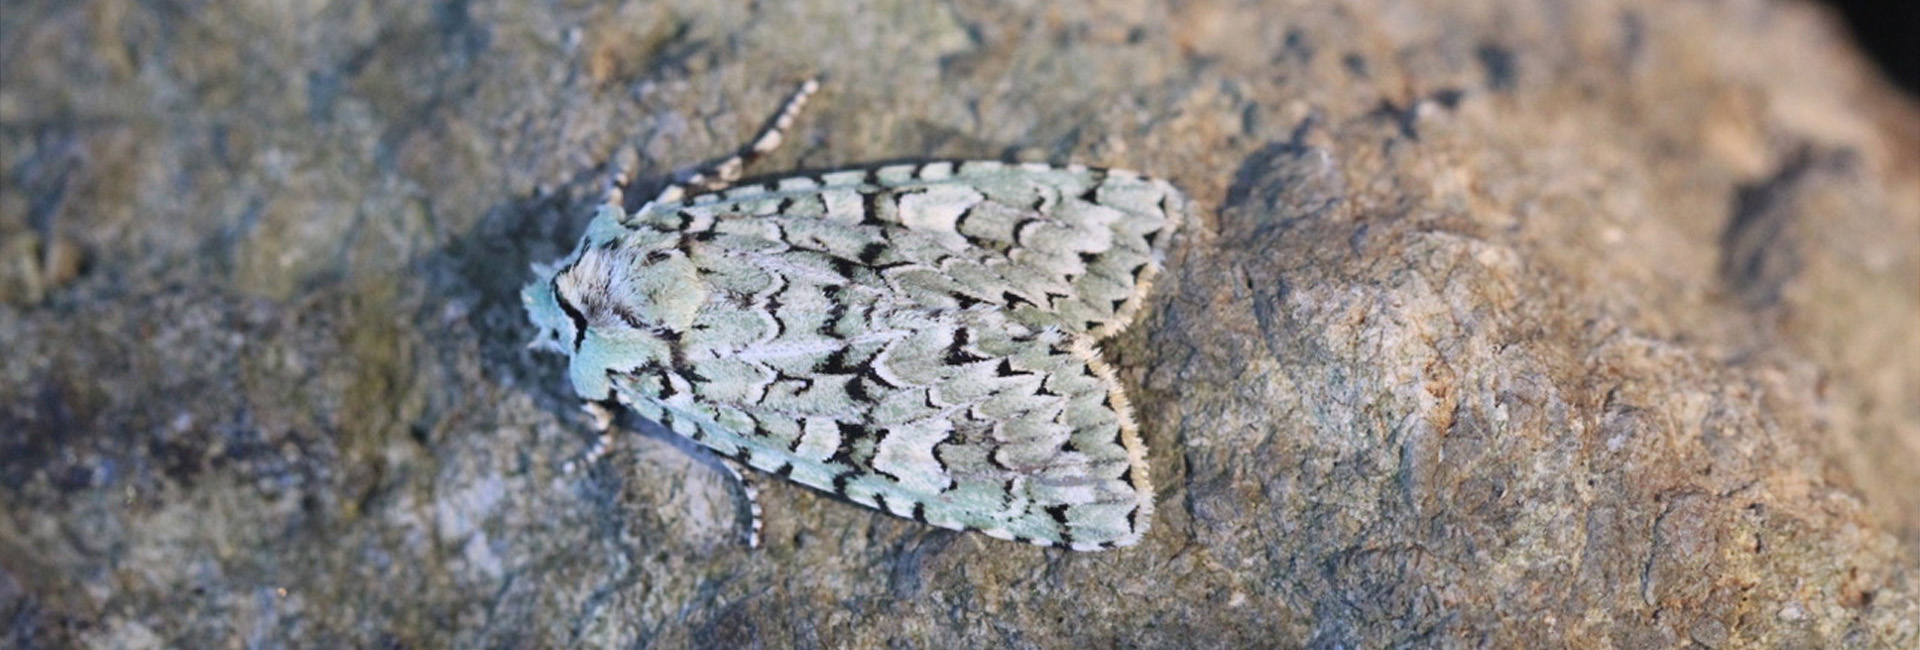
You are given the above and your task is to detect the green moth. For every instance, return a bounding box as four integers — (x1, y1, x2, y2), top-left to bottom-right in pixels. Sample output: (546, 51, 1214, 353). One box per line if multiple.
(523, 80, 1181, 550)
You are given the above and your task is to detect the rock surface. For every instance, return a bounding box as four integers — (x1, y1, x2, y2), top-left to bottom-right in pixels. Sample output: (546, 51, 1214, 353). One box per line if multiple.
(3, 0, 1916, 647)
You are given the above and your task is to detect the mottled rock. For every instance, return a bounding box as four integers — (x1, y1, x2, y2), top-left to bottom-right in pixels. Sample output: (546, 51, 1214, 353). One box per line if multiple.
(2, 0, 1915, 647)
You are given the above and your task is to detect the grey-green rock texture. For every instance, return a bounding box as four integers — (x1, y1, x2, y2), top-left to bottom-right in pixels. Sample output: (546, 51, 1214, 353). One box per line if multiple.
(3, 1, 1916, 647)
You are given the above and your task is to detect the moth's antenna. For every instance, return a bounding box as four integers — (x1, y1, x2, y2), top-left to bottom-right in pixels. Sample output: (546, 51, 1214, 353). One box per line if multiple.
(651, 78, 821, 205)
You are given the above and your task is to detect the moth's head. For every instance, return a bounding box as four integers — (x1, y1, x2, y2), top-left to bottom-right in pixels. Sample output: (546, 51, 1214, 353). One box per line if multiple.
(521, 258, 582, 356)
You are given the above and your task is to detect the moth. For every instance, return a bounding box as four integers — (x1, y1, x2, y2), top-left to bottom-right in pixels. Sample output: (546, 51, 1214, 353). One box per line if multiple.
(523, 80, 1183, 550)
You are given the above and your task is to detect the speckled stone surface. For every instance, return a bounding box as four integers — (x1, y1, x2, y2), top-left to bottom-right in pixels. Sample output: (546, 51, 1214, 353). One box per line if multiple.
(3, 1, 1916, 647)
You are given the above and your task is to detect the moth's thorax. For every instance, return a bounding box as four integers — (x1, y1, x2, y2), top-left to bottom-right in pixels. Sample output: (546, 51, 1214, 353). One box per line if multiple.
(562, 237, 709, 332)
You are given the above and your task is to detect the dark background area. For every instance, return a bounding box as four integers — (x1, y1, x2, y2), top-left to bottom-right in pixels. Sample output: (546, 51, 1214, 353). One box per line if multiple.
(1823, 0, 1920, 98)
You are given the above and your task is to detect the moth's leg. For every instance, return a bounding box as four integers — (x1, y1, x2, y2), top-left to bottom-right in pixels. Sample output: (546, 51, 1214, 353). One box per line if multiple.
(562, 399, 621, 474)
(651, 78, 820, 205)
(600, 149, 635, 210)
(715, 456, 766, 549)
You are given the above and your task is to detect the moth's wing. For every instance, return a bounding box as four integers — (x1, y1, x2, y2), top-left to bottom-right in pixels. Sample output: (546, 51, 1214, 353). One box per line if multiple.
(601, 219, 1154, 548)
(612, 306, 1153, 550)
(643, 161, 1185, 339)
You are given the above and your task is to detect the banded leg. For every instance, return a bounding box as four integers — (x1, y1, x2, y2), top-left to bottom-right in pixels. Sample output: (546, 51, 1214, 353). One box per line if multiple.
(599, 149, 636, 210)
(568, 398, 763, 548)
(562, 399, 621, 474)
(651, 78, 820, 205)
(717, 456, 766, 549)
